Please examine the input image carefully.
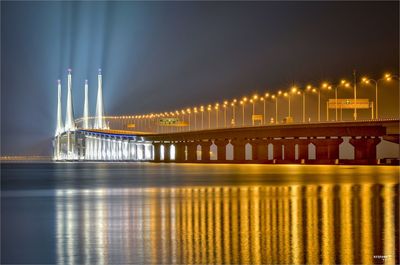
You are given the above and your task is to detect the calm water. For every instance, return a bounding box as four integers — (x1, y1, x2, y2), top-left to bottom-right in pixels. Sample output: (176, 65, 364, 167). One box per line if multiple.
(1, 163, 399, 264)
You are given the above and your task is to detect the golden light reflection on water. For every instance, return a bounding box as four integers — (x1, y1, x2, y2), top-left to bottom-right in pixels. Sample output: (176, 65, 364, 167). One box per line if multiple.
(55, 184, 399, 265)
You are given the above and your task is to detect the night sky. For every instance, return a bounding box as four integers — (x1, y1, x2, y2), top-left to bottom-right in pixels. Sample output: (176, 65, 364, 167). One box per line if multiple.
(1, 1, 399, 156)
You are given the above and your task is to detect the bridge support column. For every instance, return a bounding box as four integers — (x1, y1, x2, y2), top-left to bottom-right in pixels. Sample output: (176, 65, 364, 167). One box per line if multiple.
(296, 139, 309, 162)
(311, 138, 343, 163)
(272, 140, 283, 161)
(252, 140, 268, 162)
(200, 141, 211, 162)
(349, 137, 381, 164)
(283, 139, 296, 162)
(214, 139, 229, 162)
(163, 143, 171, 162)
(153, 142, 161, 162)
(231, 139, 246, 162)
(175, 142, 186, 162)
(186, 142, 198, 162)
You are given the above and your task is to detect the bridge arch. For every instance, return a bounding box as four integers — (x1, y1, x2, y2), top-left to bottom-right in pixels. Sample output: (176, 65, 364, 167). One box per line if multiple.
(210, 143, 217, 160)
(245, 143, 252, 160)
(170, 144, 176, 160)
(196, 144, 201, 161)
(160, 145, 165, 160)
(308, 143, 316, 160)
(268, 143, 274, 160)
(226, 143, 233, 160)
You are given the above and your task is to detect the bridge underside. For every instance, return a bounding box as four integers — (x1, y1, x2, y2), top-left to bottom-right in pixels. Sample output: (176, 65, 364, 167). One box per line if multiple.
(53, 120, 399, 165)
(53, 130, 154, 161)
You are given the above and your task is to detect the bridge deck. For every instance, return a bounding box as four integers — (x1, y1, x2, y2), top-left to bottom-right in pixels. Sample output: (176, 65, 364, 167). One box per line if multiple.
(144, 119, 399, 141)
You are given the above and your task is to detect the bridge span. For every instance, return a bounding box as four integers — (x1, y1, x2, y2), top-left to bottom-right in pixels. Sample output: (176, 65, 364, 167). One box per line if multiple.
(54, 119, 399, 165)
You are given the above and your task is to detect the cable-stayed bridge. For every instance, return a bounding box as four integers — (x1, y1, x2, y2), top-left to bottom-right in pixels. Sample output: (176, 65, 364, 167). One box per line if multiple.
(53, 70, 399, 165)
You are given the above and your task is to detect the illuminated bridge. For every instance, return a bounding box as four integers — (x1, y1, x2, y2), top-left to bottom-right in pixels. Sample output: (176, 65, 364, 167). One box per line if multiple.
(53, 70, 399, 164)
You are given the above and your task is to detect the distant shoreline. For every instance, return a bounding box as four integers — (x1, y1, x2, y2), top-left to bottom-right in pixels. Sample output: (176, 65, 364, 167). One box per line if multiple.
(0, 156, 53, 163)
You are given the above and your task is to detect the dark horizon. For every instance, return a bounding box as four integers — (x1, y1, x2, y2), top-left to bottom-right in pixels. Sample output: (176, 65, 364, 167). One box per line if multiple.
(1, 1, 399, 156)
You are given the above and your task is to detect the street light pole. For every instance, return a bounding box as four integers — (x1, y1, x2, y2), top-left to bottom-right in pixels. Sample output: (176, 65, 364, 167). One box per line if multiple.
(362, 78, 380, 120)
(215, 104, 219, 128)
(231, 100, 236, 127)
(223, 104, 227, 128)
(302, 91, 305, 123)
(318, 89, 321, 122)
(187, 109, 191, 131)
(261, 97, 266, 125)
(207, 105, 211, 129)
(271, 95, 278, 124)
(250, 99, 255, 125)
(194, 108, 197, 130)
(335, 86, 338, 121)
(200, 106, 204, 130)
(353, 70, 357, 121)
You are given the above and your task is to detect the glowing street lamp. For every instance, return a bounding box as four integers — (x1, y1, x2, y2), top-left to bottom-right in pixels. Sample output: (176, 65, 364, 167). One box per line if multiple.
(384, 73, 399, 81)
(207, 105, 212, 129)
(322, 84, 333, 121)
(240, 98, 247, 126)
(231, 99, 237, 127)
(193, 107, 198, 130)
(223, 101, 228, 128)
(330, 80, 351, 121)
(271, 94, 278, 123)
(283, 92, 290, 118)
(186, 108, 191, 131)
(362, 73, 397, 119)
(250, 94, 258, 125)
(263, 92, 270, 124)
(200, 106, 204, 130)
(215, 103, 219, 128)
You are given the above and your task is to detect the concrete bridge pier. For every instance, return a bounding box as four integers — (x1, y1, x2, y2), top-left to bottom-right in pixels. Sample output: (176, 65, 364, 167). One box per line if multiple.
(284, 140, 297, 162)
(200, 141, 211, 162)
(252, 139, 268, 162)
(214, 139, 229, 162)
(231, 139, 247, 162)
(295, 139, 309, 163)
(272, 140, 283, 162)
(174, 142, 186, 162)
(311, 137, 343, 164)
(163, 142, 171, 162)
(186, 142, 198, 162)
(350, 137, 381, 164)
(153, 142, 161, 162)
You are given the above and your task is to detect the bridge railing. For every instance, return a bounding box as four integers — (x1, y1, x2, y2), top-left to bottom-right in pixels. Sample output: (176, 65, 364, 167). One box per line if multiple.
(74, 115, 399, 134)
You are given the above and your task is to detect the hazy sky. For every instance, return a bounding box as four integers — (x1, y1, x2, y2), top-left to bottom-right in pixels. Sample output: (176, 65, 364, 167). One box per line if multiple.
(1, 1, 398, 155)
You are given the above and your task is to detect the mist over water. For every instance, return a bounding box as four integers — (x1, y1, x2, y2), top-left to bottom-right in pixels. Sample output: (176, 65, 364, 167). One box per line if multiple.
(1, 163, 399, 264)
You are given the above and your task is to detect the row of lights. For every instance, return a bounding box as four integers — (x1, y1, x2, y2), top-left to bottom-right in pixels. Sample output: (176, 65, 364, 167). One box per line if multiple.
(76, 73, 398, 128)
